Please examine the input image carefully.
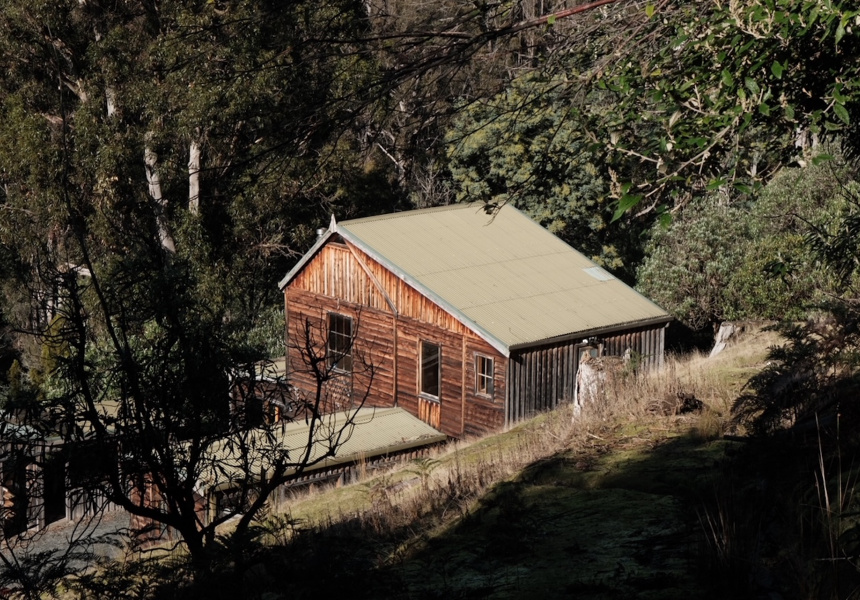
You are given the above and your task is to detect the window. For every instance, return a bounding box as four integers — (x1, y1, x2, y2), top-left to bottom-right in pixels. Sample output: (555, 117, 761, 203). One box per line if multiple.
(475, 354, 494, 398)
(420, 341, 440, 398)
(327, 313, 353, 373)
(2, 457, 29, 537)
(43, 452, 66, 525)
(213, 486, 253, 520)
(578, 345, 600, 364)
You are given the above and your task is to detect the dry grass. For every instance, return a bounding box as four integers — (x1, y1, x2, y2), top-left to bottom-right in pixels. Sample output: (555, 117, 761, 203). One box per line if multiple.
(273, 324, 782, 544)
(602, 325, 781, 433)
(273, 402, 583, 540)
(84, 324, 860, 600)
(76, 325, 785, 599)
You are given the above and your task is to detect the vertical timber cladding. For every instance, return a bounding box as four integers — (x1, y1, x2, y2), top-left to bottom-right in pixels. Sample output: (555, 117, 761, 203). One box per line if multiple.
(290, 241, 394, 312)
(505, 322, 668, 425)
(285, 240, 506, 438)
(602, 322, 668, 371)
(284, 239, 397, 410)
(506, 340, 578, 425)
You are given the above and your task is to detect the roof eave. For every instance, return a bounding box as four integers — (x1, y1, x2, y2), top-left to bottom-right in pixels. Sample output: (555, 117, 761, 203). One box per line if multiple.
(507, 315, 673, 353)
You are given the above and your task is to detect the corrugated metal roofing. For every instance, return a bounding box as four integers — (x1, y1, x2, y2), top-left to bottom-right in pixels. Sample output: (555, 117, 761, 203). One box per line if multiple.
(337, 203, 670, 349)
(198, 407, 445, 489)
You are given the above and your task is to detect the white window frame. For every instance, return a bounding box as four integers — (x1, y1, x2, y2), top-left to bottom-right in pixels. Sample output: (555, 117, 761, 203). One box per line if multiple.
(475, 353, 494, 399)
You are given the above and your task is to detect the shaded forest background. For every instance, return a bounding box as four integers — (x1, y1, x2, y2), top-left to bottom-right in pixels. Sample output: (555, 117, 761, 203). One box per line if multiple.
(2, 0, 860, 595)
(1, 0, 859, 368)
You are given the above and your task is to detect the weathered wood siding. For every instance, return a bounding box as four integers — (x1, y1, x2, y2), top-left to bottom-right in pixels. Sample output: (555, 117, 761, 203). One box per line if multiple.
(286, 240, 668, 434)
(284, 240, 506, 437)
(391, 317, 462, 433)
(285, 288, 397, 411)
(506, 343, 578, 424)
(506, 322, 667, 425)
(289, 240, 478, 336)
(603, 324, 666, 371)
(289, 242, 392, 312)
(463, 337, 507, 437)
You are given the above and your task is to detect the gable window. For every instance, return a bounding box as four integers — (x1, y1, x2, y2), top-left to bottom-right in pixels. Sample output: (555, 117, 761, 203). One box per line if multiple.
(475, 354, 494, 398)
(420, 341, 440, 398)
(327, 313, 353, 373)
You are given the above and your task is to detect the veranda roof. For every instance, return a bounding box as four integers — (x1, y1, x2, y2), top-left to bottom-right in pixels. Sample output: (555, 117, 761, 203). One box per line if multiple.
(197, 407, 445, 491)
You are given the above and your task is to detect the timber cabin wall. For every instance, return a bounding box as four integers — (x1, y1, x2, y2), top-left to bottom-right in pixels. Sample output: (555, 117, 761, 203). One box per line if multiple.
(506, 342, 578, 425)
(506, 322, 668, 425)
(284, 237, 506, 438)
(602, 323, 666, 371)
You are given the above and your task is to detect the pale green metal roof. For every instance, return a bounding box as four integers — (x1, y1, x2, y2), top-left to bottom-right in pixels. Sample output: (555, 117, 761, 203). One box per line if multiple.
(198, 407, 446, 491)
(337, 203, 670, 351)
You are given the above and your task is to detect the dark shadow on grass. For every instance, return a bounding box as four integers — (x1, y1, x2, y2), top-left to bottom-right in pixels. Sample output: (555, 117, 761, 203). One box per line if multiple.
(89, 429, 842, 600)
(375, 433, 724, 600)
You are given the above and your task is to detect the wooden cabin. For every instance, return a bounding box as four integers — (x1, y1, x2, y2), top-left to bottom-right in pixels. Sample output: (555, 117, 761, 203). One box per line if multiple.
(279, 204, 672, 438)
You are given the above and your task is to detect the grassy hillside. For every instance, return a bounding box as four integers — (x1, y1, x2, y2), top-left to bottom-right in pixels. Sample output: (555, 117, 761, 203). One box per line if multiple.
(86, 325, 856, 599)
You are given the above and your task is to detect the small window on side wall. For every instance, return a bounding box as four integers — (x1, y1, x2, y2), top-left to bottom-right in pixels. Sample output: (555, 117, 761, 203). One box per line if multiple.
(475, 354, 494, 398)
(420, 341, 440, 399)
(327, 313, 353, 373)
(578, 345, 600, 364)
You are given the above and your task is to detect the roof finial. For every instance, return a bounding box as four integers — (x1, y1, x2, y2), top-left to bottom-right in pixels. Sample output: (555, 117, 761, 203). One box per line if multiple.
(329, 214, 337, 233)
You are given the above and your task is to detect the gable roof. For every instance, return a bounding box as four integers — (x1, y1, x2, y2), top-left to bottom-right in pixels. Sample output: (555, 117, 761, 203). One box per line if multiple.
(280, 204, 670, 354)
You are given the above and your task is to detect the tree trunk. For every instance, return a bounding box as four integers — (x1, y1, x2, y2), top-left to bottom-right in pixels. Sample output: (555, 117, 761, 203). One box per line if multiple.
(105, 86, 116, 118)
(144, 140, 177, 253)
(189, 139, 200, 215)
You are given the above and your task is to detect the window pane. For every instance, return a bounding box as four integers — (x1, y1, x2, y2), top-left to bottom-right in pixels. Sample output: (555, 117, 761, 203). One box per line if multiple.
(421, 342, 440, 398)
(578, 346, 598, 363)
(476, 355, 494, 397)
(327, 313, 353, 372)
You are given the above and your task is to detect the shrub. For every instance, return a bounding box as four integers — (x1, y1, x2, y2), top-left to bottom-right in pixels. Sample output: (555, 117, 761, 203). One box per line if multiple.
(637, 198, 749, 331)
(638, 150, 856, 331)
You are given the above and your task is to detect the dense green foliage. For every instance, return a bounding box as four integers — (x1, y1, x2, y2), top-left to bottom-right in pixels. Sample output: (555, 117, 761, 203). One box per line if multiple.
(638, 153, 855, 329)
(637, 199, 748, 331)
(0, 0, 404, 579)
(0, 0, 400, 310)
(448, 75, 622, 270)
(731, 154, 860, 437)
(603, 0, 860, 208)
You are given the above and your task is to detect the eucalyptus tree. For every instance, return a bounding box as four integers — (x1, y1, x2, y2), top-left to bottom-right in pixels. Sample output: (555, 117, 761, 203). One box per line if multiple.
(0, 0, 393, 577)
(596, 0, 860, 214)
(446, 73, 642, 275)
(361, 0, 637, 204)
